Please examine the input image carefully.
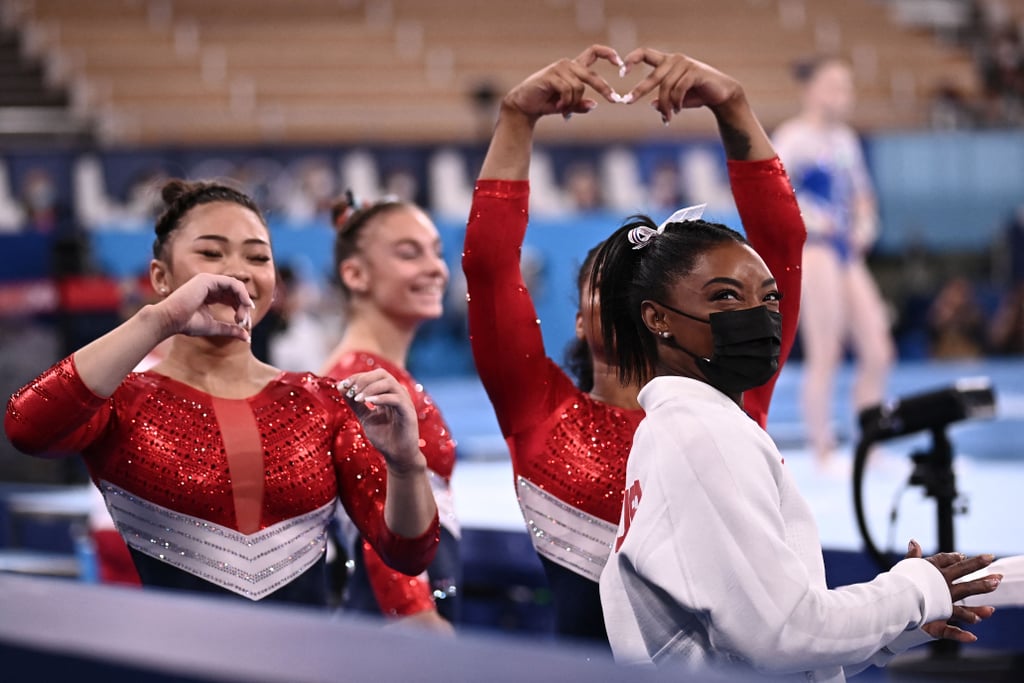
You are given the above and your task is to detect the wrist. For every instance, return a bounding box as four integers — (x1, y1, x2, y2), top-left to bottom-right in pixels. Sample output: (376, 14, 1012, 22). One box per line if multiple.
(709, 88, 751, 126)
(386, 451, 429, 479)
(497, 99, 540, 129)
(134, 304, 177, 343)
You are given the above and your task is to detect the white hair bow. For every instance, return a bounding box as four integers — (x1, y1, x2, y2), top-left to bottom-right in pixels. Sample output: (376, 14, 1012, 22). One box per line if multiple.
(627, 203, 707, 250)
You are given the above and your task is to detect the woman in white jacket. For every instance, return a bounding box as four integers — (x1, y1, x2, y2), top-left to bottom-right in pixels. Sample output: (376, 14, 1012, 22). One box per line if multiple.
(589, 56, 1001, 678)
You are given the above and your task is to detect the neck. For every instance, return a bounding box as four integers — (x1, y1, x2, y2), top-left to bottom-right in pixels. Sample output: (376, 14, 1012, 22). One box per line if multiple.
(587, 357, 642, 410)
(654, 365, 743, 406)
(330, 305, 418, 369)
(155, 335, 268, 395)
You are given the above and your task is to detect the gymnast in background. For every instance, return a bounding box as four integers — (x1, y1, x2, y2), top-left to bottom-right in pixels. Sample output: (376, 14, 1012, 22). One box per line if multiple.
(5, 179, 438, 605)
(321, 195, 460, 633)
(462, 44, 805, 643)
(773, 56, 895, 470)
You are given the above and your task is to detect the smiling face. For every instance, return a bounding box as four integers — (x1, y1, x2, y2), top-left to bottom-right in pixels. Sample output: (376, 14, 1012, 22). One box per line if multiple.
(641, 241, 780, 378)
(339, 205, 448, 323)
(150, 201, 275, 331)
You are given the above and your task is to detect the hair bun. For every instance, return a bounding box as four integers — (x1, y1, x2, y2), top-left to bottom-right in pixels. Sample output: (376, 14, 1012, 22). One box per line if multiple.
(330, 190, 358, 231)
(160, 178, 202, 207)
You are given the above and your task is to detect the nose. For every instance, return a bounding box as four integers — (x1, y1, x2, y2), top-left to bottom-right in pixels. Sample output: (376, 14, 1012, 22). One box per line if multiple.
(223, 253, 252, 283)
(427, 251, 449, 282)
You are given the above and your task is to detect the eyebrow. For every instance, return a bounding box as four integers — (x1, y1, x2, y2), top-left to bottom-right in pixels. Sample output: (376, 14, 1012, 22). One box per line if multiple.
(392, 237, 443, 249)
(194, 234, 270, 246)
(701, 276, 777, 289)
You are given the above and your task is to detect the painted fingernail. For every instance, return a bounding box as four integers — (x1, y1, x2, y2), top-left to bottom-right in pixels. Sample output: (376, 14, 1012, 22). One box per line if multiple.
(353, 393, 364, 402)
(908, 539, 917, 551)
(346, 387, 357, 398)
(563, 112, 572, 121)
(339, 379, 351, 390)
(662, 114, 670, 126)
(621, 92, 633, 104)
(585, 101, 597, 110)
(986, 577, 1002, 588)
(619, 64, 627, 78)
(610, 92, 624, 103)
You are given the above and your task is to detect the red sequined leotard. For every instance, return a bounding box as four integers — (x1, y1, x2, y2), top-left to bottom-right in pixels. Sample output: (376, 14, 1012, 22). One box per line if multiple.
(462, 157, 805, 638)
(4, 357, 439, 604)
(324, 351, 459, 620)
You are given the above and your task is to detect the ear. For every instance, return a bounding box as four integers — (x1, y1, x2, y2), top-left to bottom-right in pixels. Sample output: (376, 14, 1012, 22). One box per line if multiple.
(640, 300, 666, 336)
(339, 256, 369, 295)
(150, 258, 170, 297)
(574, 310, 585, 340)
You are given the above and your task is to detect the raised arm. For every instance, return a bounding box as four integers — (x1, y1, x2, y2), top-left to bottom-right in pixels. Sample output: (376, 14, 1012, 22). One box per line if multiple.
(619, 49, 805, 427)
(464, 46, 618, 437)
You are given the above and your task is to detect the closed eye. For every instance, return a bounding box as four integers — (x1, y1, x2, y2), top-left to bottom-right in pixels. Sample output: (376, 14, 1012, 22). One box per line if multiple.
(197, 250, 222, 258)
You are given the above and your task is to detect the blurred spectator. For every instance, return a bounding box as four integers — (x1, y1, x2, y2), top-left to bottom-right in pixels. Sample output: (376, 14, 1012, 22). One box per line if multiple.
(989, 281, 1024, 354)
(279, 156, 337, 223)
(967, 0, 1024, 125)
(250, 264, 332, 371)
(563, 160, 603, 211)
(926, 276, 989, 359)
(679, 146, 735, 214)
(0, 160, 26, 232)
(1000, 204, 1024, 284)
(928, 81, 978, 129)
(236, 157, 285, 212)
(647, 159, 684, 213)
(21, 168, 62, 234)
(384, 166, 421, 205)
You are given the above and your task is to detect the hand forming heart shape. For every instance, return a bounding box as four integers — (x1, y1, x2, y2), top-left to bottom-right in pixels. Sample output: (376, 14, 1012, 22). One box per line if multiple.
(502, 44, 745, 126)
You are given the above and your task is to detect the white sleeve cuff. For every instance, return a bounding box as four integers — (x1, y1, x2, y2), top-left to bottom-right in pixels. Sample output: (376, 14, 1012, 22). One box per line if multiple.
(890, 557, 952, 625)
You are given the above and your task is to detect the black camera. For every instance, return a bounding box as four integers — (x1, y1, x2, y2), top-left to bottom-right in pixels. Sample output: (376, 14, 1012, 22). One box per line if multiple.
(857, 377, 996, 440)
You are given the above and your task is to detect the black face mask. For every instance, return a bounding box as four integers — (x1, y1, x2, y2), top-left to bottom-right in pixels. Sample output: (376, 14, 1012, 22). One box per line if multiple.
(655, 302, 782, 395)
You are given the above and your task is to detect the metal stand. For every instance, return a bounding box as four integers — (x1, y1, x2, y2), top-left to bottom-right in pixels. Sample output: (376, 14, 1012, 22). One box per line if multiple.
(906, 428, 960, 659)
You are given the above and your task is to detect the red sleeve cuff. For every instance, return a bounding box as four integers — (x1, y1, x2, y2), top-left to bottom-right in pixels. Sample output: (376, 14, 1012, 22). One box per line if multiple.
(726, 156, 789, 181)
(373, 512, 441, 578)
(473, 179, 530, 200)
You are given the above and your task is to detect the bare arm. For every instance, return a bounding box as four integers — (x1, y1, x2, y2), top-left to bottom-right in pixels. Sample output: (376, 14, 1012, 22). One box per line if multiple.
(620, 48, 775, 161)
(478, 44, 620, 181)
(340, 370, 437, 538)
(74, 273, 254, 396)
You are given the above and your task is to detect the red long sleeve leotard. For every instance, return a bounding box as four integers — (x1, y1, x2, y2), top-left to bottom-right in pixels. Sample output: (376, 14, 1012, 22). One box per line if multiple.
(5, 357, 439, 604)
(462, 158, 805, 634)
(324, 351, 459, 619)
